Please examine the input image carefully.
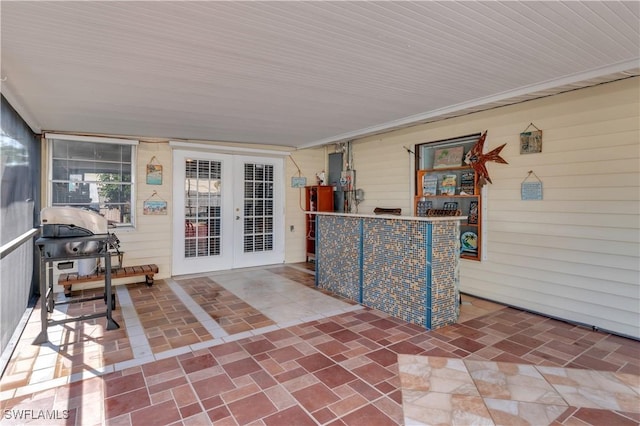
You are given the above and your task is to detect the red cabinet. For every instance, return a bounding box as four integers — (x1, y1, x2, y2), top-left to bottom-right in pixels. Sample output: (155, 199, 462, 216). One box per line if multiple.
(305, 186, 334, 262)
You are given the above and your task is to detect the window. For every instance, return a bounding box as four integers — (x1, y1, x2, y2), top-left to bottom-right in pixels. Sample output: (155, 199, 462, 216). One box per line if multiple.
(46, 134, 137, 227)
(416, 133, 480, 171)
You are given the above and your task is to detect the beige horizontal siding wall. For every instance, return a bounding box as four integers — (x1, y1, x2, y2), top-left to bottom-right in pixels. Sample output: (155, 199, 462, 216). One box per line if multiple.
(344, 77, 639, 338)
(116, 141, 173, 281)
(350, 139, 416, 214)
(44, 139, 324, 289)
(121, 142, 324, 276)
(129, 143, 326, 277)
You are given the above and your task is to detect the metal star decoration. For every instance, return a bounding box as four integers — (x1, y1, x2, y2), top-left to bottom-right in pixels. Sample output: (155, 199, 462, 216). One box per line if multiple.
(464, 131, 508, 186)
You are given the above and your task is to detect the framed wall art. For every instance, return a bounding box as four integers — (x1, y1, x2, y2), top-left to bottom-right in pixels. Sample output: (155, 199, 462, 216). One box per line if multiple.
(143, 191, 168, 215)
(521, 170, 543, 200)
(146, 156, 163, 185)
(433, 146, 464, 168)
(520, 123, 543, 154)
(422, 175, 438, 196)
(443, 201, 458, 211)
(467, 201, 478, 224)
(143, 200, 167, 215)
(439, 174, 457, 195)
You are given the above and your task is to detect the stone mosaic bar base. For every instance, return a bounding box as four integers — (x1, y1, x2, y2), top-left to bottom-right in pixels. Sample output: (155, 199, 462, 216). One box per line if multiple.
(315, 213, 461, 330)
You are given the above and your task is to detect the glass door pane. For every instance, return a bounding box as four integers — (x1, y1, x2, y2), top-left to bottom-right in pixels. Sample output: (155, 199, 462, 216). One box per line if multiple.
(233, 155, 283, 268)
(242, 162, 274, 254)
(173, 150, 233, 276)
(184, 159, 222, 258)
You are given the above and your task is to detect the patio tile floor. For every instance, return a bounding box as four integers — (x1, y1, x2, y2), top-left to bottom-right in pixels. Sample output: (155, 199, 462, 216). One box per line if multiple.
(1, 263, 638, 425)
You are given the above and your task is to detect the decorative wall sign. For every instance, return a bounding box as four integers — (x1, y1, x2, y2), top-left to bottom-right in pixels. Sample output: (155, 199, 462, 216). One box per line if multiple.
(146, 156, 163, 185)
(520, 123, 543, 154)
(521, 170, 543, 200)
(433, 146, 464, 169)
(439, 174, 457, 195)
(143, 200, 167, 215)
(426, 208, 461, 217)
(464, 131, 508, 185)
(443, 201, 458, 211)
(143, 191, 168, 214)
(460, 171, 475, 195)
(422, 175, 438, 196)
(461, 231, 478, 253)
(425, 201, 460, 217)
(467, 201, 479, 224)
(416, 200, 432, 217)
(291, 176, 307, 188)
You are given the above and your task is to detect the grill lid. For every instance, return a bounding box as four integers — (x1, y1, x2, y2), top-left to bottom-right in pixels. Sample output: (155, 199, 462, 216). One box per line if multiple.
(41, 206, 108, 234)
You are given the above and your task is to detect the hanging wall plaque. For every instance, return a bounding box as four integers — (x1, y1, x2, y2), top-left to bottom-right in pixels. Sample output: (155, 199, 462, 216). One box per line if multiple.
(520, 123, 543, 154)
(146, 156, 163, 185)
(143, 200, 167, 215)
(143, 191, 168, 215)
(521, 171, 543, 200)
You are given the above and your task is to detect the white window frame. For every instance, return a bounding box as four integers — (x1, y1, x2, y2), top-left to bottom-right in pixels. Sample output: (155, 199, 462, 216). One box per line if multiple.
(45, 133, 138, 228)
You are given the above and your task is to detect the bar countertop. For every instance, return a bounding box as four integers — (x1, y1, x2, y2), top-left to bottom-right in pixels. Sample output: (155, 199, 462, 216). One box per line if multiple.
(308, 211, 467, 222)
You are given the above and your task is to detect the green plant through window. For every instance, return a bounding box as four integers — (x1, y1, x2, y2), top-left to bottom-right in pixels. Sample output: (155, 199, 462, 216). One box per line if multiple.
(98, 173, 131, 224)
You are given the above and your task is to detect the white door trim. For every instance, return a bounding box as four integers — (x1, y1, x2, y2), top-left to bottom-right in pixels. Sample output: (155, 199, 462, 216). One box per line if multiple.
(172, 150, 285, 276)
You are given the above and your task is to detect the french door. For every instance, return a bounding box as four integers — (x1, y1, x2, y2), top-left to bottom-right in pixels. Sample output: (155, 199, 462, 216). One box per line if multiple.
(172, 150, 284, 275)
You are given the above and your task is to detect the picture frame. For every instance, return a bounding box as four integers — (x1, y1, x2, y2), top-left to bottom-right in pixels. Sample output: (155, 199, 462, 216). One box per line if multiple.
(422, 175, 438, 196)
(433, 146, 464, 169)
(146, 164, 163, 185)
(443, 201, 458, 211)
(461, 231, 478, 253)
(416, 200, 432, 217)
(460, 171, 475, 195)
(521, 170, 543, 200)
(520, 130, 543, 154)
(467, 200, 478, 224)
(291, 176, 307, 188)
(439, 174, 457, 195)
(521, 181, 543, 200)
(143, 200, 167, 215)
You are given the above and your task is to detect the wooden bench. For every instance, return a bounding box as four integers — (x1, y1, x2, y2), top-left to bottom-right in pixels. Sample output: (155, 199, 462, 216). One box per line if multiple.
(59, 264, 158, 296)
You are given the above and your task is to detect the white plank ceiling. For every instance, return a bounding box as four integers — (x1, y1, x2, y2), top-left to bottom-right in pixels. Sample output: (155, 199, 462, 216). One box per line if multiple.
(1, 1, 638, 148)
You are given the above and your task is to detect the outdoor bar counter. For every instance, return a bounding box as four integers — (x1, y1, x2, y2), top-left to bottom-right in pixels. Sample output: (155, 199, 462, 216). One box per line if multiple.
(314, 212, 464, 330)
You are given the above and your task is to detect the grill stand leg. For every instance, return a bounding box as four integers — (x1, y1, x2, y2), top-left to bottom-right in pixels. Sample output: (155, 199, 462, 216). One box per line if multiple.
(104, 255, 120, 331)
(33, 254, 49, 345)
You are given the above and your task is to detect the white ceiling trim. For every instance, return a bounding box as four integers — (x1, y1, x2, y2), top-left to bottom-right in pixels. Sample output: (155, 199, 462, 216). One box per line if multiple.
(44, 133, 139, 145)
(169, 140, 291, 157)
(300, 59, 640, 148)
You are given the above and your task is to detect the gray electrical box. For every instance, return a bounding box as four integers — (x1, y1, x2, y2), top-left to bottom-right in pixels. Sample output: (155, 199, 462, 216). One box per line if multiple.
(328, 152, 343, 212)
(328, 153, 343, 187)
